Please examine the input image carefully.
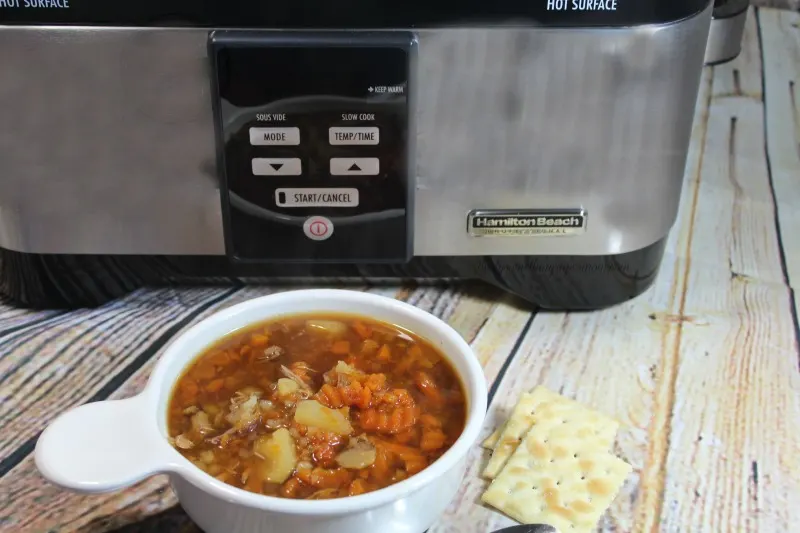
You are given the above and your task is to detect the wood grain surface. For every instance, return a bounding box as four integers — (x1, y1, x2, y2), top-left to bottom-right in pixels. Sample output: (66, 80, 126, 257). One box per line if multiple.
(753, 0, 799, 10)
(1, 7, 798, 533)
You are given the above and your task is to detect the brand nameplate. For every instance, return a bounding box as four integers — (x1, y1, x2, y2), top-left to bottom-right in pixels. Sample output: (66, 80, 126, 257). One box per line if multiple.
(467, 209, 587, 237)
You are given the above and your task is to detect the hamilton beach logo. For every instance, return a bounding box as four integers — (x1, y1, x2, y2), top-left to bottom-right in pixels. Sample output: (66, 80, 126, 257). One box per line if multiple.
(472, 216, 583, 228)
(468, 210, 586, 237)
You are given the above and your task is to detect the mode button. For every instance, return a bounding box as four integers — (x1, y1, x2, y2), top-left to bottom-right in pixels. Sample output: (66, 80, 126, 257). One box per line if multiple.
(249, 127, 300, 146)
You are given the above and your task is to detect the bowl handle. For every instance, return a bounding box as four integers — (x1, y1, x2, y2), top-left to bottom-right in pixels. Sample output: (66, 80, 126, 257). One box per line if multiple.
(34, 394, 178, 493)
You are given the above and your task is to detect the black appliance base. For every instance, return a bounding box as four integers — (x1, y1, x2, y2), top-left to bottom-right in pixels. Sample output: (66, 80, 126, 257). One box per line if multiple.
(0, 238, 667, 310)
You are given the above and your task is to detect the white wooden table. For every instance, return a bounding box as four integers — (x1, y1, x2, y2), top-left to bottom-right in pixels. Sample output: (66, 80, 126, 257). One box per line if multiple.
(0, 7, 798, 533)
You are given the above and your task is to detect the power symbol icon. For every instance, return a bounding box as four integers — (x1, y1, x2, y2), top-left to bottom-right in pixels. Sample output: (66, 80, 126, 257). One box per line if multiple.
(310, 221, 327, 236)
(303, 216, 334, 241)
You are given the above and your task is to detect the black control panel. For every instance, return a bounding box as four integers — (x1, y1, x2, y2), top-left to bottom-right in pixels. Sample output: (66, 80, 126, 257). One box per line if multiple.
(210, 32, 414, 264)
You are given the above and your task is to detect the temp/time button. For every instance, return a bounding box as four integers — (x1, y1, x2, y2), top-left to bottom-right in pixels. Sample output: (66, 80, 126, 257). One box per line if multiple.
(329, 127, 379, 145)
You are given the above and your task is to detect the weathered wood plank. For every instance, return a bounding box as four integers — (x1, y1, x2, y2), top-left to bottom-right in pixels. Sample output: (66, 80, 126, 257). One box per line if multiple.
(712, 13, 763, 101)
(428, 263, 686, 532)
(752, 0, 799, 11)
(690, 12, 786, 286)
(759, 8, 800, 301)
(658, 272, 800, 531)
(657, 8, 800, 532)
(0, 283, 531, 532)
(0, 305, 56, 326)
(631, 58, 717, 533)
(0, 287, 244, 460)
(0, 305, 63, 336)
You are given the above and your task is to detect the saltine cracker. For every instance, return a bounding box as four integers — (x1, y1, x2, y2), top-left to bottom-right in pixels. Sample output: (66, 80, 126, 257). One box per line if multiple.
(482, 386, 619, 479)
(481, 409, 632, 532)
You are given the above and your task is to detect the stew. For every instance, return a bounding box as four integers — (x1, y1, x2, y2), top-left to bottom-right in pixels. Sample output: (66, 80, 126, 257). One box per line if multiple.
(167, 313, 467, 500)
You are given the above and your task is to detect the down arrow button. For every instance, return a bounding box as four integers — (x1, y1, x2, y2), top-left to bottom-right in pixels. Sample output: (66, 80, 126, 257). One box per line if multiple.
(251, 158, 302, 176)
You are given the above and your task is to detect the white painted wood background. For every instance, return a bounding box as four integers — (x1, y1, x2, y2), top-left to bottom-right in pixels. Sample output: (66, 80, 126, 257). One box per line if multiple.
(754, 0, 799, 10)
(0, 7, 797, 533)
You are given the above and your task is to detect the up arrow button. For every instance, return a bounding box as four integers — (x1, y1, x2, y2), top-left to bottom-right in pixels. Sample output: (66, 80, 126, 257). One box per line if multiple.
(330, 158, 379, 176)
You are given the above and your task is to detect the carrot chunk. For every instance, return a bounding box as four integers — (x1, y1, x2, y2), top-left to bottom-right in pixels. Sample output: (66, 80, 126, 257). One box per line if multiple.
(331, 340, 350, 355)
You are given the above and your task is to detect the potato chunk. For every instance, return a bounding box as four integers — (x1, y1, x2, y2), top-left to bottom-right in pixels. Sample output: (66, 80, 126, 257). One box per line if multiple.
(306, 320, 347, 336)
(277, 378, 300, 398)
(254, 428, 297, 484)
(336, 436, 377, 469)
(295, 400, 353, 435)
(335, 361, 362, 376)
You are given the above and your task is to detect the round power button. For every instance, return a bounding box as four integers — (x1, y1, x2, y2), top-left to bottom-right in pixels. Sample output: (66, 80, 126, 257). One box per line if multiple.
(303, 216, 334, 241)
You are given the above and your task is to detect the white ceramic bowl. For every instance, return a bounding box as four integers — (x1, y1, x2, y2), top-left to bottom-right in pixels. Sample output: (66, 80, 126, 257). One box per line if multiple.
(34, 289, 488, 533)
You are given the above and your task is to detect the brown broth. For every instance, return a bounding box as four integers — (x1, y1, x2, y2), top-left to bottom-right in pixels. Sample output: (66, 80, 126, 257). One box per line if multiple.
(167, 313, 467, 500)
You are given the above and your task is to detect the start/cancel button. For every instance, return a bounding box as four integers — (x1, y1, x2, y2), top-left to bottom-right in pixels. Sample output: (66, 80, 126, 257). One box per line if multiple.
(275, 188, 359, 208)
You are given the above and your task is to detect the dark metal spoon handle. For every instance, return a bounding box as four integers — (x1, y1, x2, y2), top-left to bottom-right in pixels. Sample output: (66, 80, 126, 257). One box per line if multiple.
(491, 525, 560, 533)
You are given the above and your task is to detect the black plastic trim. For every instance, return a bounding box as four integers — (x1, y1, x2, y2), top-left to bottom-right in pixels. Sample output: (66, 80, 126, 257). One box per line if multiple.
(0, 0, 713, 28)
(0, 237, 668, 310)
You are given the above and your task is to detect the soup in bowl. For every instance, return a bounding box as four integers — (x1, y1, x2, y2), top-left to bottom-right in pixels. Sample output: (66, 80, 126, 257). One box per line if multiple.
(34, 289, 488, 533)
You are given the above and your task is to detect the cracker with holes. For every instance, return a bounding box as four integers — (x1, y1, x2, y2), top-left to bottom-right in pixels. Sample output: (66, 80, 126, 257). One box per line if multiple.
(483, 386, 619, 479)
(482, 425, 504, 449)
(481, 409, 632, 532)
